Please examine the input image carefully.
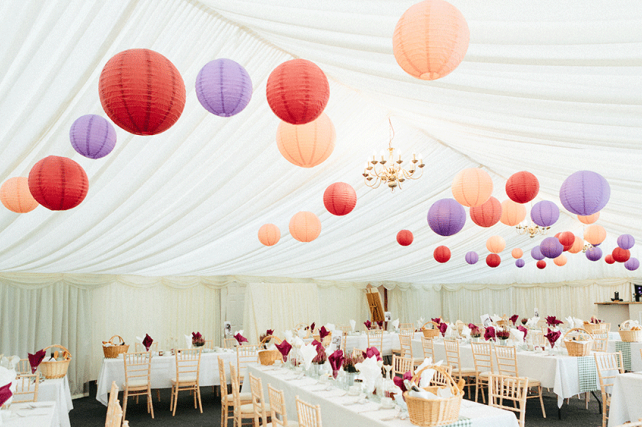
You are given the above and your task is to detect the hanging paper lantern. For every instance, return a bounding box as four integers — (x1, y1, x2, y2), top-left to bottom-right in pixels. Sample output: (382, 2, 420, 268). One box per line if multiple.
(276, 113, 335, 168)
(486, 235, 506, 254)
(266, 59, 329, 125)
(28, 156, 88, 211)
(258, 224, 280, 246)
(323, 182, 357, 216)
(530, 201, 560, 228)
(486, 254, 501, 268)
(69, 115, 117, 159)
(540, 237, 564, 259)
(195, 58, 252, 117)
(397, 230, 414, 246)
(585, 247, 603, 262)
(505, 171, 539, 204)
(434, 245, 451, 263)
(559, 171, 610, 216)
(289, 211, 322, 242)
(612, 247, 631, 263)
(605, 254, 615, 264)
(511, 248, 523, 259)
(465, 251, 478, 265)
(568, 235, 583, 254)
(470, 196, 502, 227)
(0, 177, 39, 213)
(554, 255, 567, 266)
(427, 198, 466, 236)
(392, 0, 469, 81)
(499, 200, 527, 226)
(578, 212, 600, 224)
(451, 168, 493, 208)
(558, 231, 575, 251)
(625, 257, 640, 271)
(531, 246, 545, 261)
(584, 225, 606, 246)
(536, 260, 547, 269)
(99, 49, 186, 135)
(617, 234, 635, 250)
(515, 259, 525, 268)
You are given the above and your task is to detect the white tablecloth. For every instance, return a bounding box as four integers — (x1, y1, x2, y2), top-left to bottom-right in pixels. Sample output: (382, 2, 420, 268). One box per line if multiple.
(608, 373, 642, 427)
(0, 402, 57, 427)
(411, 338, 599, 407)
(96, 350, 239, 405)
(607, 341, 642, 372)
(242, 365, 519, 427)
(38, 377, 73, 427)
(342, 332, 404, 356)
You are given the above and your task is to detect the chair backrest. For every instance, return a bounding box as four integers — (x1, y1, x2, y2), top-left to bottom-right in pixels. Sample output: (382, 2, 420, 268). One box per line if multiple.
(366, 329, 383, 353)
(399, 323, 414, 330)
(592, 331, 609, 352)
(224, 338, 238, 349)
(204, 340, 214, 349)
(399, 334, 413, 358)
(529, 330, 546, 348)
(340, 332, 347, 353)
(351, 348, 365, 358)
(488, 374, 529, 427)
(421, 336, 434, 360)
(17, 359, 30, 375)
(123, 352, 152, 388)
(105, 381, 123, 427)
(268, 385, 290, 427)
(337, 326, 351, 334)
(134, 342, 159, 353)
(229, 364, 242, 408)
(296, 395, 322, 427)
(470, 341, 494, 374)
(218, 356, 228, 405)
(12, 374, 39, 403)
(237, 345, 259, 382)
(443, 339, 465, 372)
(594, 351, 624, 394)
(494, 345, 519, 377)
(429, 365, 454, 387)
(392, 354, 414, 377)
(175, 348, 202, 383)
(249, 373, 269, 426)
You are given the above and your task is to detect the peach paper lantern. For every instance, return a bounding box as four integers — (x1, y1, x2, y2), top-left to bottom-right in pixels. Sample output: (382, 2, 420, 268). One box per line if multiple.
(451, 168, 493, 208)
(499, 200, 527, 226)
(486, 235, 506, 254)
(584, 225, 606, 246)
(393, 0, 470, 81)
(289, 211, 321, 243)
(0, 177, 39, 213)
(577, 212, 600, 224)
(276, 113, 335, 168)
(568, 235, 583, 254)
(258, 224, 280, 247)
(554, 255, 567, 267)
(511, 248, 523, 259)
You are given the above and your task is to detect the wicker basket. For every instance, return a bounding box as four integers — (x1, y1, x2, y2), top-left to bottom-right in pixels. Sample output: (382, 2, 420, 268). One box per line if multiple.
(583, 322, 607, 334)
(40, 344, 71, 379)
(404, 365, 463, 427)
(258, 335, 283, 366)
(421, 322, 441, 339)
(102, 335, 130, 359)
(619, 320, 642, 342)
(563, 328, 593, 357)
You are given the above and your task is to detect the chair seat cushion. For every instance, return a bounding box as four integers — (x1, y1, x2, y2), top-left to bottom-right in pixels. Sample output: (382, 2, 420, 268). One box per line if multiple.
(455, 368, 477, 376)
(266, 422, 299, 427)
(171, 375, 198, 384)
(478, 371, 491, 379)
(239, 403, 271, 414)
(526, 377, 541, 387)
(228, 392, 252, 402)
(123, 379, 149, 388)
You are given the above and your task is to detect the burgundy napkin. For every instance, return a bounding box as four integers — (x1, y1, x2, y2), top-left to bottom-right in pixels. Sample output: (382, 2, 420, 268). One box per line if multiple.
(266, 329, 274, 336)
(311, 340, 323, 352)
(363, 346, 382, 361)
(319, 326, 330, 339)
(143, 334, 154, 351)
(517, 325, 528, 338)
(484, 326, 496, 341)
(28, 349, 46, 374)
(275, 340, 292, 361)
(0, 383, 12, 407)
(376, 321, 384, 329)
(546, 316, 563, 327)
(328, 350, 344, 378)
(234, 332, 248, 345)
(393, 371, 413, 392)
(545, 330, 562, 348)
(439, 322, 448, 336)
(309, 322, 316, 332)
(431, 317, 442, 325)
(509, 315, 519, 325)
(364, 320, 372, 330)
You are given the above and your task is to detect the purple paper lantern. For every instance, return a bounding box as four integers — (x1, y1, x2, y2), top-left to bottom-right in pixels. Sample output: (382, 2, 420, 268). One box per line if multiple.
(465, 251, 478, 265)
(69, 114, 116, 159)
(531, 246, 545, 260)
(585, 247, 603, 261)
(617, 234, 635, 250)
(427, 198, 466, 237)
(195, 59, 252, 117)
(540, 236, 564, 259)
(625, 257, 639, 271)
(530, 200, 560, 227)
(559, 171, 610, 216)
(515, 259, 525, 268)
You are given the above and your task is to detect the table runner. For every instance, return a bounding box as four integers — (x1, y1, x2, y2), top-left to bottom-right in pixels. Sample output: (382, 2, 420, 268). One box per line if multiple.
(615, 341, 631, 371)
(445, 416, 472, 427)
(577, 356, 599, 393)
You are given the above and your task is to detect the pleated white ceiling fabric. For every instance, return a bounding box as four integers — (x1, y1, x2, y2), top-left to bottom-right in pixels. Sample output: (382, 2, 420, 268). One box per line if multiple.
(0, 0, 640, 285)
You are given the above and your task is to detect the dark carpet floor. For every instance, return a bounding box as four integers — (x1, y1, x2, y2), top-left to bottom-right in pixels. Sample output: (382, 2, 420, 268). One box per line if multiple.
(70, 382, 604, 426)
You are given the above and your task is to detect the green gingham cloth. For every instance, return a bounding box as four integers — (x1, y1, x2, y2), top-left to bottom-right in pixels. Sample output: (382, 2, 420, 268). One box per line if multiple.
(577, 356, 600, 393)
(442, 416, 472, 427)
(615, 341, 632, 371)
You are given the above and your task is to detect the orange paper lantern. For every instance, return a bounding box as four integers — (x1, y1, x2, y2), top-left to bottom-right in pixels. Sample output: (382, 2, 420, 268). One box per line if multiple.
(568, 235, 584, 254)
(554, 255, 567, 266)
(584, 225, 606, 246)
(289, 211, 321, 242)
(612, 247, 631, 263)
(511, 248, 523, 259)
(434, 245, 451, 263)
(276, 114, 335, 168)
(451, 168, 493, 208)
(323, 182, 356, 216)
(393, 0, 469, 80)
(499, 200, 527, 226)
(470, 196, 502, 227)
(258, 224, 280, 246)
(486, 235, 506, 254)
(0, 177, 39, 213)
(577, 212, 600, 224)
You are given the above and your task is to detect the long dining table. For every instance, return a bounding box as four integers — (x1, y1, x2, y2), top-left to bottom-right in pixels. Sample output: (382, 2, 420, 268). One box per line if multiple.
(607, 372, 642, 426)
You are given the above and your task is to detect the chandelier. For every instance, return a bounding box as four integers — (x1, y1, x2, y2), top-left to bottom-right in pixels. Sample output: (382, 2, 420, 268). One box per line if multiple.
(582, 243, 594, 253)
(516, 221, 550, 238)
(362, 119, 425, 191)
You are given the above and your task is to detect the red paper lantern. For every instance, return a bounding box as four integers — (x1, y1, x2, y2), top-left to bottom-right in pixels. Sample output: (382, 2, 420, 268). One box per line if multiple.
(0, 177, 39, 213)
(258, 224, 280, 246)
(397, 230, 414, 246)
(266, 59, 330, 125)
(605, 254, 615, 264)
(99, 49, 186, 135)
(536, 260, 547, 269)
(612, 247, 631, 263)
(558, 231, 575, 251)
(486, 254, 501, 268)
(434, 245, 451, 263)
(323, 182, 356, 216)
(28, 156, 88, 211)
(470, 196, 502, 227)
(505, 171, 539, 204)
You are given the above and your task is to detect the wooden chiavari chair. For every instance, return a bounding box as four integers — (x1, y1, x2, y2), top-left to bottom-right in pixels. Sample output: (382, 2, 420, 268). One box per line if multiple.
(392, 354, 414, 377)
(122, 351, 154, 421)
(12, 374, 38, 403)
(428, 364, 454, 387)
(399, 323, 414, 331)
(592, 331, 609, 352)
(296, 396, 322, 427)
(398, 334, 422, 367)
(237, 345, 259, 385)
(249, 372, 272, 427)
(594, 351, 624, 427)
(170, 348, 202, 416)
(17, 359, 30, 375)
(495, 345, 546, 418)
(488, 374, 529, 427)
(204, 340, 214, 349)
(230, 364, 255, 427)
(268, 385, 300, 427)
(443, 339, 476, 398)
(225, 338, 238, 349)
(470, 341, 494, 403)
(421, 336, 434, 361)
(366, 329, 384, 354)
(105, 381, 124, 427)
(219, 356, 251, 427)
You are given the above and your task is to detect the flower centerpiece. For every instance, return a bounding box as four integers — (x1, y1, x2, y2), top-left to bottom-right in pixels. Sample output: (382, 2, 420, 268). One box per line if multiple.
(496, 328, 510, 345)
(589, 316, 602, 324)
(191, 332, 205, 347)
(342, 353, 363, 387)
(521, 317, 528, 325)
(468, 323, 482, 341)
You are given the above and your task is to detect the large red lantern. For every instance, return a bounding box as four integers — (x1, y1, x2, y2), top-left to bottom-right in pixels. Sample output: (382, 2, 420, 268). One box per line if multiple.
(266, 59, 330, 125)
(99, 49, 186, 135)
(612, 247, 631, 263)
(28, 156, 88, 211)
(323, 182, 356, 216)
(486, 254, 501, 268)
(536, 260, 547, 269)
(434, 245, 451, 263)
(558, 231, 575, 251)
(470, 196, 502, 227)
(397, 230, 414, 246)
(505, 171, 539, 204)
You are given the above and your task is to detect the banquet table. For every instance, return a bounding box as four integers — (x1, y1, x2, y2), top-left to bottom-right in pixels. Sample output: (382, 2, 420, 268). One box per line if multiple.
(96, 349, 240, 405)
(306, 331, 404, 356)
(0, 402, 57, 427)
(607, 340, 642, 372)
(242, 364, 519, 427)
(607, 372, 642, 427)
(38, 377, 73, 427)
(411, 338, 600, 408)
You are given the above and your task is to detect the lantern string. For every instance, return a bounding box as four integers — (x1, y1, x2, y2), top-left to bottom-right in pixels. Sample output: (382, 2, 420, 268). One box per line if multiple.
(388, 117, 395, 149)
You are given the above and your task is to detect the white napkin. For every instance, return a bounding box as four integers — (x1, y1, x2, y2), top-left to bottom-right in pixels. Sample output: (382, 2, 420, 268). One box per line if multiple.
(0, 366, 17, 407)
(136, 336, 144, 345)
(394, 392, 407, 410)
(349, 319, 356, 332)
(184, 335, 192, 349)
(300, 343, 318, 371)
(298, 329, 308, 338)
(574, 318, 583, 328)
(293, 337, 304, 348)
(416, 317, 425, 330)
(461, 325, 471, 339)
(355, 356, 382, 394)
(565, 316, 575, 328)
(324, 323, 336, 334)
(491, 314, 502, 323)
(1, 356, 19, 371)
(446, 323, 456, 338)
(284, 330, 293, 342)
(415, 358, 444, 388)
(526, 316, 540, 328)
(392, 319, 400, 329)
(510, 328, 525, 343)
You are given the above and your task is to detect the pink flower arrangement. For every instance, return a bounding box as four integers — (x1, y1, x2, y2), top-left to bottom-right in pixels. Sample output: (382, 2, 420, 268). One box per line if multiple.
(521, 318, 528, 325)
(496, 329, 510, 340)
(343, 353, 363, 373)
(312, 347, 327, 364)
(484, 326, 496, 341)
(192, 332, 205, 347)
(364, 320, 372, 330)
(590, 316, 602, 324)
(468, 323, 481, 338)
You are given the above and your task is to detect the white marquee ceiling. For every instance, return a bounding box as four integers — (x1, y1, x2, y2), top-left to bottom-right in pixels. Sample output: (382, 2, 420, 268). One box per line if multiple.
(0, 0, 640, 285)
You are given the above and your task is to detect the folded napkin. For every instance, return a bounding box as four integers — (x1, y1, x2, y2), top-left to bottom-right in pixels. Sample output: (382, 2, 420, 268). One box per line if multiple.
(545, 316, 563, 327)
(574, 317, 583, 328)
(364, 320, 372, 330)
(510, 328, 525, 343)
(350, 319, 356, 332)
(328, 350, 344, 378)
(545, 330, 562, 348)
(355, 356, 382, 394)
(311, 340, 323, 353)
(416, 317, 425, 330)
(565, 316, 575, 328)
(415, 358, 444, 388)
(409, 386, 452, 399)
(509, 315, 519, 325)
(324, 323, 335, 333)
(276, 340, 292, 361)
(393, 370, 413, 392)
(0, 382, 12, 407)
(461, 325, 471, 339)
(300, 343, 318, 370)
(526, 316, 540, 328)
(298, 329, 308, 338)
(293, 336, 304, 348)
(284, 330, 293, 342)
(0, 366, 16, 407)
(28, 349, 46, 374)
(184, 335, 193, 349)
(363, 346, 382, 361)
(319, 326, 330, 340)
(376, 320, 384, 329)
(438, 322, 448, 337)
(484, 326, 496, 341)
(392, 318, 400, 329)
(431, 317, 442, 325)
(234, 332, 248, 345)
(309, 322, 316, 333)
(517, 325, 528, 338)
(491, 314, 502, 323)
(143, 334, 154, 351)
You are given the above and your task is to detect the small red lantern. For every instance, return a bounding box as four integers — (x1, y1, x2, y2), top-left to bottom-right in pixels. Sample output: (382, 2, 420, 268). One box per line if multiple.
(397, 230, 414, 246)
(558, 231, 575, 251)
(612, 247, 631, 263)
(28, 156, 88, 211)
(486, 254, 501, 268)
(434, 245, 451, 263)
(505, 171, 539, 204)
(536, 260, 547, 269)
(470, 196, 502, 227)
(605, 254, 615, 264)
(323, 182, 357, 216)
